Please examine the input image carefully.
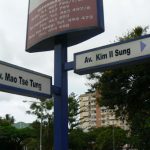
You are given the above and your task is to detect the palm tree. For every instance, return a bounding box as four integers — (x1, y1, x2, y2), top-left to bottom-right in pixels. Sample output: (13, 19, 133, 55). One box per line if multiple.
(5, 114, 15, 124)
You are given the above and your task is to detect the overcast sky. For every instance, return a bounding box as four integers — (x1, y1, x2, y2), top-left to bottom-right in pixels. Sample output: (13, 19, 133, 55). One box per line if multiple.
(0, 0, 150, 123)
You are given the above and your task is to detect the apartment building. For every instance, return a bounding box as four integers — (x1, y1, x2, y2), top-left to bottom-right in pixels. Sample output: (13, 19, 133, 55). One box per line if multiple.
(100, 106, 129, 130)
(79, 92, 128, 131)
(79, 92, 98, 131)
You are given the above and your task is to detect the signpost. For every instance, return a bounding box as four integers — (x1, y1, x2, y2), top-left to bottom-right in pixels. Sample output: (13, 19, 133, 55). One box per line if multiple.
(0, 61, 52, 98)
(26, 1, 104, 150)
(74, 34, 150, 75)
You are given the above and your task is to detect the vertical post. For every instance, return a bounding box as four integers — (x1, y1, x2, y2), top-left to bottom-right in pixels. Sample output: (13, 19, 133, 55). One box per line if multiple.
(40, 117, 42, 150)
(113, 121, 115, 150)
(54, 37, 68, 150)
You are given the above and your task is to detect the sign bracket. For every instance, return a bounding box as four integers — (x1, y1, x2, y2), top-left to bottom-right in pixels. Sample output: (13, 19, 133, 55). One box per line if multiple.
(52, 85, 61, 96)
(64, 61, 74, 71)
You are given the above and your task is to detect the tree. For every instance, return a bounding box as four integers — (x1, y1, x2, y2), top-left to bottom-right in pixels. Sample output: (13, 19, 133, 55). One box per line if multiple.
(68, 93, 80, 130)
(84, 127, 128, 150)
(5, 114, 15, 124)
(69, 128, 87, 150)
(95, 127, 127, 150)
(87, 26, 150, 149)
(68, 92, 90, 131)
(26, 99, 54, 150)
(0, 114, 15, 126)
(0, 115, 36, 150)
(26, 94, 81, 149)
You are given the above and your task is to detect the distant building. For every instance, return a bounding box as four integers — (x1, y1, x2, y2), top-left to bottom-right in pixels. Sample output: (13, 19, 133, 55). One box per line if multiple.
(100, 106, 129, 130)
(79, 92, 97, 131)
(13, 122, 30, 129)
(79, 92, 129, 131)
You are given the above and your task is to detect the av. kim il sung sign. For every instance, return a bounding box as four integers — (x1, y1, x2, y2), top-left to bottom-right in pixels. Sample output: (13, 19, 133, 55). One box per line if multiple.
(26, 0, 104, 52)
(74, 34, 150, 75)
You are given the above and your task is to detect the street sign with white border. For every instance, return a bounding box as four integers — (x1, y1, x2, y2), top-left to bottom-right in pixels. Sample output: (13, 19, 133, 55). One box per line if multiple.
(0, 61, 52, 98)
(74, 34, 150, 75)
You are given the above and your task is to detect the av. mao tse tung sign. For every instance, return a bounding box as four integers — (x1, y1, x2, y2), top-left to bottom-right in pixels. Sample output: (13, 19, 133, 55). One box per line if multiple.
(0, 61, 52, 98)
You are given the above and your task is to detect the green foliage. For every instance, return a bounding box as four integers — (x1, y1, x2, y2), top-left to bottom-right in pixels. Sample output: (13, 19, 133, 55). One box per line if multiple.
(118, 26, 149, 41)
(69, 128, 87, 150)
(96, 127, 127, 150)
(0, 116, 36, 150)
(25, 94, 80, 149)
(87, 26, 150, 149)
(26, 99, 54, 121)
(68, 93, 80, 130)
(68, 127, 127, 150)
(0, 114, 15, 126)
(87, 127, 127, 150)
(26, 99, 54, 150)
(23, 138, 39, 150)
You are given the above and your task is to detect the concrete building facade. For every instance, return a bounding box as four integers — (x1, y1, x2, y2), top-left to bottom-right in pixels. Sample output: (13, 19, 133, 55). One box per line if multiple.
(79, 92, 129, 131)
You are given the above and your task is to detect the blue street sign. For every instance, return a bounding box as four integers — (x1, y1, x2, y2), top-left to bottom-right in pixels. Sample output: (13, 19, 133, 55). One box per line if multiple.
(0, 61, 52, 98)
(74, 34, 150, 75)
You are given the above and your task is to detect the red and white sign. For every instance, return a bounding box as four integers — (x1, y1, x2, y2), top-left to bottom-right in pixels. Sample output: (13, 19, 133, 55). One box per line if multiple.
(26, 0, 104, 52)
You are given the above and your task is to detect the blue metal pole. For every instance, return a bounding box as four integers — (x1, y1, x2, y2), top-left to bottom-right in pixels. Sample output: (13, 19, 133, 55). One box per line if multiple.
(54, 37, 68, 150)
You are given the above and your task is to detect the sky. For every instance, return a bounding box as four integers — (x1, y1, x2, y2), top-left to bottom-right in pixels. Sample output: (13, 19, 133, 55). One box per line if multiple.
(0, 0, 150, 123)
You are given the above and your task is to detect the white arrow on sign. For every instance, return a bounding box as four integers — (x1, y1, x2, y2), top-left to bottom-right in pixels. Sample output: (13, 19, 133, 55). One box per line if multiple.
(74, 34, 150, 75)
